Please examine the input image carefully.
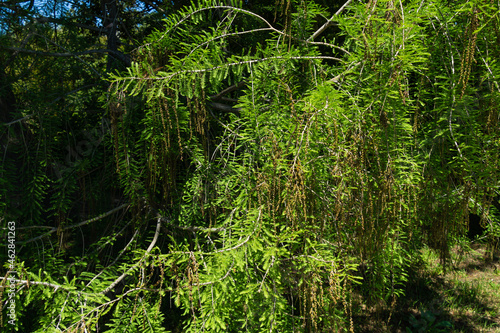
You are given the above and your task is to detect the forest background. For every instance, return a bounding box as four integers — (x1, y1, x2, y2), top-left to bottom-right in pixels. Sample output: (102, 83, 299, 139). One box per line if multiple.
(0, 0, 499, 331)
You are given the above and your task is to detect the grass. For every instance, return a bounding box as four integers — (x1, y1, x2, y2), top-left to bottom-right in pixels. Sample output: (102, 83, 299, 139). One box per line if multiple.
(352, 241, 500, 332)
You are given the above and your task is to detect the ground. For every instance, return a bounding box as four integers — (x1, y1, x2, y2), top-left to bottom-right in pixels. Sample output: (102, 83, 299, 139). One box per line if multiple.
(353, 242, 500, 332)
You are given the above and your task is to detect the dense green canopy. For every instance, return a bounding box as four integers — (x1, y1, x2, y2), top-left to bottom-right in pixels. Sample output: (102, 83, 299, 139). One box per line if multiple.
(1, 0, 499, 331)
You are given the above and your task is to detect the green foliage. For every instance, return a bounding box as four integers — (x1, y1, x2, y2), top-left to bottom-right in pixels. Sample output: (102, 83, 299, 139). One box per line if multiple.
(406, 309, 453, 333)
(1, 0, 499, 331)
(105, 297, 167, 333)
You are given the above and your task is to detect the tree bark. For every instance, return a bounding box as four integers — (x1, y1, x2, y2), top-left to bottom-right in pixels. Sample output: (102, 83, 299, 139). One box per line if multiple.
(102, 0, 130, 72)
(0, 67, 17, 124)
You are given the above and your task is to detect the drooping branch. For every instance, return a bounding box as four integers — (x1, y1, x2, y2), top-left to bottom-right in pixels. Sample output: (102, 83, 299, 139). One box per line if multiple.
(166, 208, 262, 256)
(0, 278, 71, 293)
(143, 4, 351, 56)
(0, 278, 157, 307)
(102, 216, 161, 295)
(184, 259, 235, 287)
(3, 203, 129, 245)
(118, 55, 342, 84)
(83, 226, 138, 292)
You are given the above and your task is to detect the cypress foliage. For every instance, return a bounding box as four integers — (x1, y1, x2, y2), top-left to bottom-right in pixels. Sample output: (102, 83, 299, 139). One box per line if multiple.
(1, 0, 499, 331)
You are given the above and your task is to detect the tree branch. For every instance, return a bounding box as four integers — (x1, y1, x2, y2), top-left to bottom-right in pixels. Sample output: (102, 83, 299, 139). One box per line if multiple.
(35, 16, 108, 34)
(3, 46, 122, 59)
(308, 0, 354, 41)
(117, 55, 342, 84)
(2, 203, 129, 245)
(142, 0, 166, 13)
(0, 278, 77, 294)
(158, 215, 226, 233)
(209, 102, 241, 113)
(209, 80, 246, 100)
(2, 114, 34, 126)
(102, 216, 161, 295)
